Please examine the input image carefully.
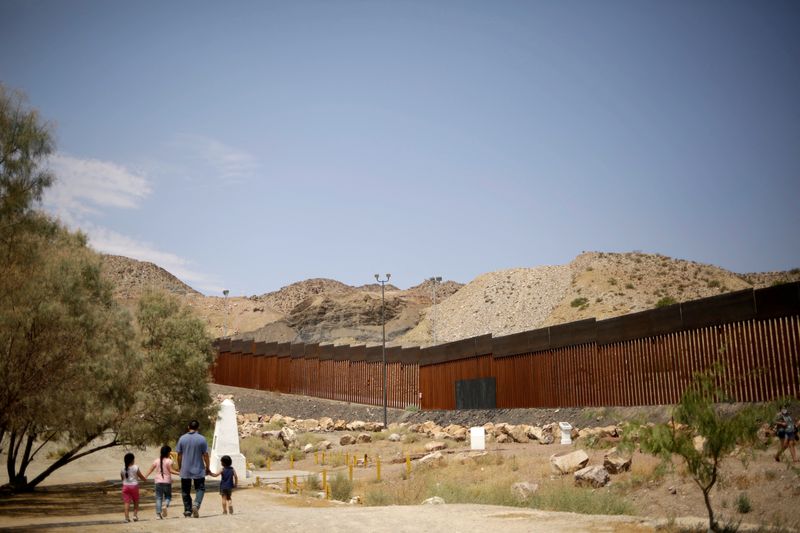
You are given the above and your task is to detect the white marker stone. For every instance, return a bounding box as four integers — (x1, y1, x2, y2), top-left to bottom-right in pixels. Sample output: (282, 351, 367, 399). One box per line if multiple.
(210, 399, 247, 478)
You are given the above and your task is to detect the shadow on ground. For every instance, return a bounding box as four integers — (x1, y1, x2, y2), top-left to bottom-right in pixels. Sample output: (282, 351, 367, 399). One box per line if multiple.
(0, 479, 221, 530)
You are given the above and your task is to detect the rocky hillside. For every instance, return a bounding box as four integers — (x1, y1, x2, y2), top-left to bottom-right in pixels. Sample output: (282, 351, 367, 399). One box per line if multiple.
(100, 252, 799, 348)
(398, 252, 800, 345)
(101, 254, 199, 299)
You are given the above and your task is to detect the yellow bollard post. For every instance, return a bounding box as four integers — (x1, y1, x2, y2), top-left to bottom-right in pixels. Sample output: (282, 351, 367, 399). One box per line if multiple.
(315, 451, 318, 465)
(376, 456, 381, 481)
(293, 475, 298, 491)
(322, 452, 326, 465)
(267, 457, 272, 471)
(405, 454, 411, 478)
(322, 469, 327, 492)
(326, 484, 331, 499)
(290, 455, 294, 470)
(345, 452, 349, 466)
(364, 453, 368, 468)
(348, 461, 353, 482)
(285, 477, 290, 494)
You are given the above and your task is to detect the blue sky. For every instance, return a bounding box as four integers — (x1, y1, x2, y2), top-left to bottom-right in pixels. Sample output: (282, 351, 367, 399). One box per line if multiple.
(1, 0, 798, 295)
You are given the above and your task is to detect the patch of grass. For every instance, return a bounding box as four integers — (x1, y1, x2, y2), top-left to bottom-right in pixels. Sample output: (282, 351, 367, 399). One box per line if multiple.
(329, 472, 353, 502)
(286, 447, 305, 461)
(46, 447, 71, 460)
(571, 297, 589, 308)
(304, 473, 321, 491)
(608, 278, 618, 286)
(656, 296, 678, 308)
(736, 492, 751, 514)
(531, 486, 635, 516)
(296, 433, 324, 448)
(239, 436, 285, 466)
(707, 279, 721, 288)
(625, 283, 635, 290)
(262, 420, 285, 430)
(404, 404, 420, 412)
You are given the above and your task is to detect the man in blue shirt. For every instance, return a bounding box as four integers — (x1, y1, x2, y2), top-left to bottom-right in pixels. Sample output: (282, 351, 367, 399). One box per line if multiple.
(176, 420, 210, 518)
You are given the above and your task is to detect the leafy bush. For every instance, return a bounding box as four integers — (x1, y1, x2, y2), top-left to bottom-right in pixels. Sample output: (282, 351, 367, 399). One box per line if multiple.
(571, 297, 589, 308)
(239, 436, 286, 465)
(405, 404, 420, 412)
(736, 493, 751, 514)
(655, 296, 677, 308)
(329, 472, 353, 501)
(625, 283, 635, 290)
(708, 280, 721, 288)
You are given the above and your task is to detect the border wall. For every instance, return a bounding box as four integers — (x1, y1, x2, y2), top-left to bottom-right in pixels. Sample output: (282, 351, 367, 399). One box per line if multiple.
(212, 282, 800, 410)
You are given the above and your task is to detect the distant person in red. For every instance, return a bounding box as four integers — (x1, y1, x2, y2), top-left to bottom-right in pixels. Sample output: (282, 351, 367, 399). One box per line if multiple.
(774, 406, 798, 463)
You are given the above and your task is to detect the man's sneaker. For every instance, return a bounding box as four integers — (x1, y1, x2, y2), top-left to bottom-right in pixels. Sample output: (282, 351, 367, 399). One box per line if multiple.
(184, 511, 192, 518)
(192, 506, 199, 518)
(157, 512, 163, 519)
(229, 506, 233, 515)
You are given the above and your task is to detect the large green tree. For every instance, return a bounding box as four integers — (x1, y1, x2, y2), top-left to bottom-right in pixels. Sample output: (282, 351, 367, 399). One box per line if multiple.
(0, 85, 215, 491)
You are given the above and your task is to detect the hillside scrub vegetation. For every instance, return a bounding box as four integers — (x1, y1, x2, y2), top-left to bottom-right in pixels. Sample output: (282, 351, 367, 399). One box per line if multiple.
(0, 85, 214, 492)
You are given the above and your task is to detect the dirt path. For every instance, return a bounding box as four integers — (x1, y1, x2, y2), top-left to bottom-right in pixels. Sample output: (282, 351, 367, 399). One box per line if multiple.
(0, 487, 659, 532)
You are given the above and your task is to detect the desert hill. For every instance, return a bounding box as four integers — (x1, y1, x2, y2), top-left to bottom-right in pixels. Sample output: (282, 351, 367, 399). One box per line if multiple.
(99, 252, 799, 348)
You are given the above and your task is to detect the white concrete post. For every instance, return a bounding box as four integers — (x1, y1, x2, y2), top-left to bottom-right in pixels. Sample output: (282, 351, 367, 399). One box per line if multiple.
(210, 399, 247, 478)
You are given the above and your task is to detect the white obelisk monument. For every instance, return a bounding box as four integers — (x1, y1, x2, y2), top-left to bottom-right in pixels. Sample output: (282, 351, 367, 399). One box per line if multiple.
(210, 399, 247, 477)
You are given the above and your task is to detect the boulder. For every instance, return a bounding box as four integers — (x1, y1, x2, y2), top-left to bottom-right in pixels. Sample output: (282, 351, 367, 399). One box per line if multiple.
(364, 422, 383, 432)
(511, 481, 539, 501)
(319, 417, 334, 431)
(494, 423, 512, 436)
(297, 419, 319, 432)
(432, 431, 449, 441)
(408, 423, 422, 433)
(693, 435, 707, 452)
(528, 426, 554, 445)
(317, 440, 332, 450)
(510, 425, 530, 443)
(425, 441, 446, 452)
(422, 496, 445, 505)
(452, 451, 488, 464)
(603, 447, 632, 474)
(388, 433, 401, 442)
(303, 443, 314, 453)
(496, 433, 511, 444)
(420, 421, 439, 434)
(418, 451, 445, 467)
(550, 449, 590, 474)
(339, 434, 356, 446)
(283, 416, 295, 424)
(279, 426, 297, 447)
(574, 465, 610, 488)
(347, 420, 366, 431)
(269, 414, 283, 424)
(333, 419, 347, 431)
(245, 413, 259, 423)
(261, 430, 282, 441)
(451, 428, 468, 442)
(356, 433, 372, 444)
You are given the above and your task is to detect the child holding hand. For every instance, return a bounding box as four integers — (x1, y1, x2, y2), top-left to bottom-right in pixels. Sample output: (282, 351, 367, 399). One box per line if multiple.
(209, 455, 238, 515)
(144, 446, 180, 519)
(121, 452, 147, 522)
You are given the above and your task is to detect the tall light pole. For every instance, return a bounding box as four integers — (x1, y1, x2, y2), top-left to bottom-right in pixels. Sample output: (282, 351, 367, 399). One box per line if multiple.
(430, 276, 442, 345)
(222, 289, 230, 337)
(374, 273, 391, 429)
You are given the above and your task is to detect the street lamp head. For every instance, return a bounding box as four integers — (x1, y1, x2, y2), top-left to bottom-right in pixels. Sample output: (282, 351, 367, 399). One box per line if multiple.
(386, 273, 391, 280)
(374, 274, 379, 281)
(223, 289, 229, 297)
(435, 276, 442, 282)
